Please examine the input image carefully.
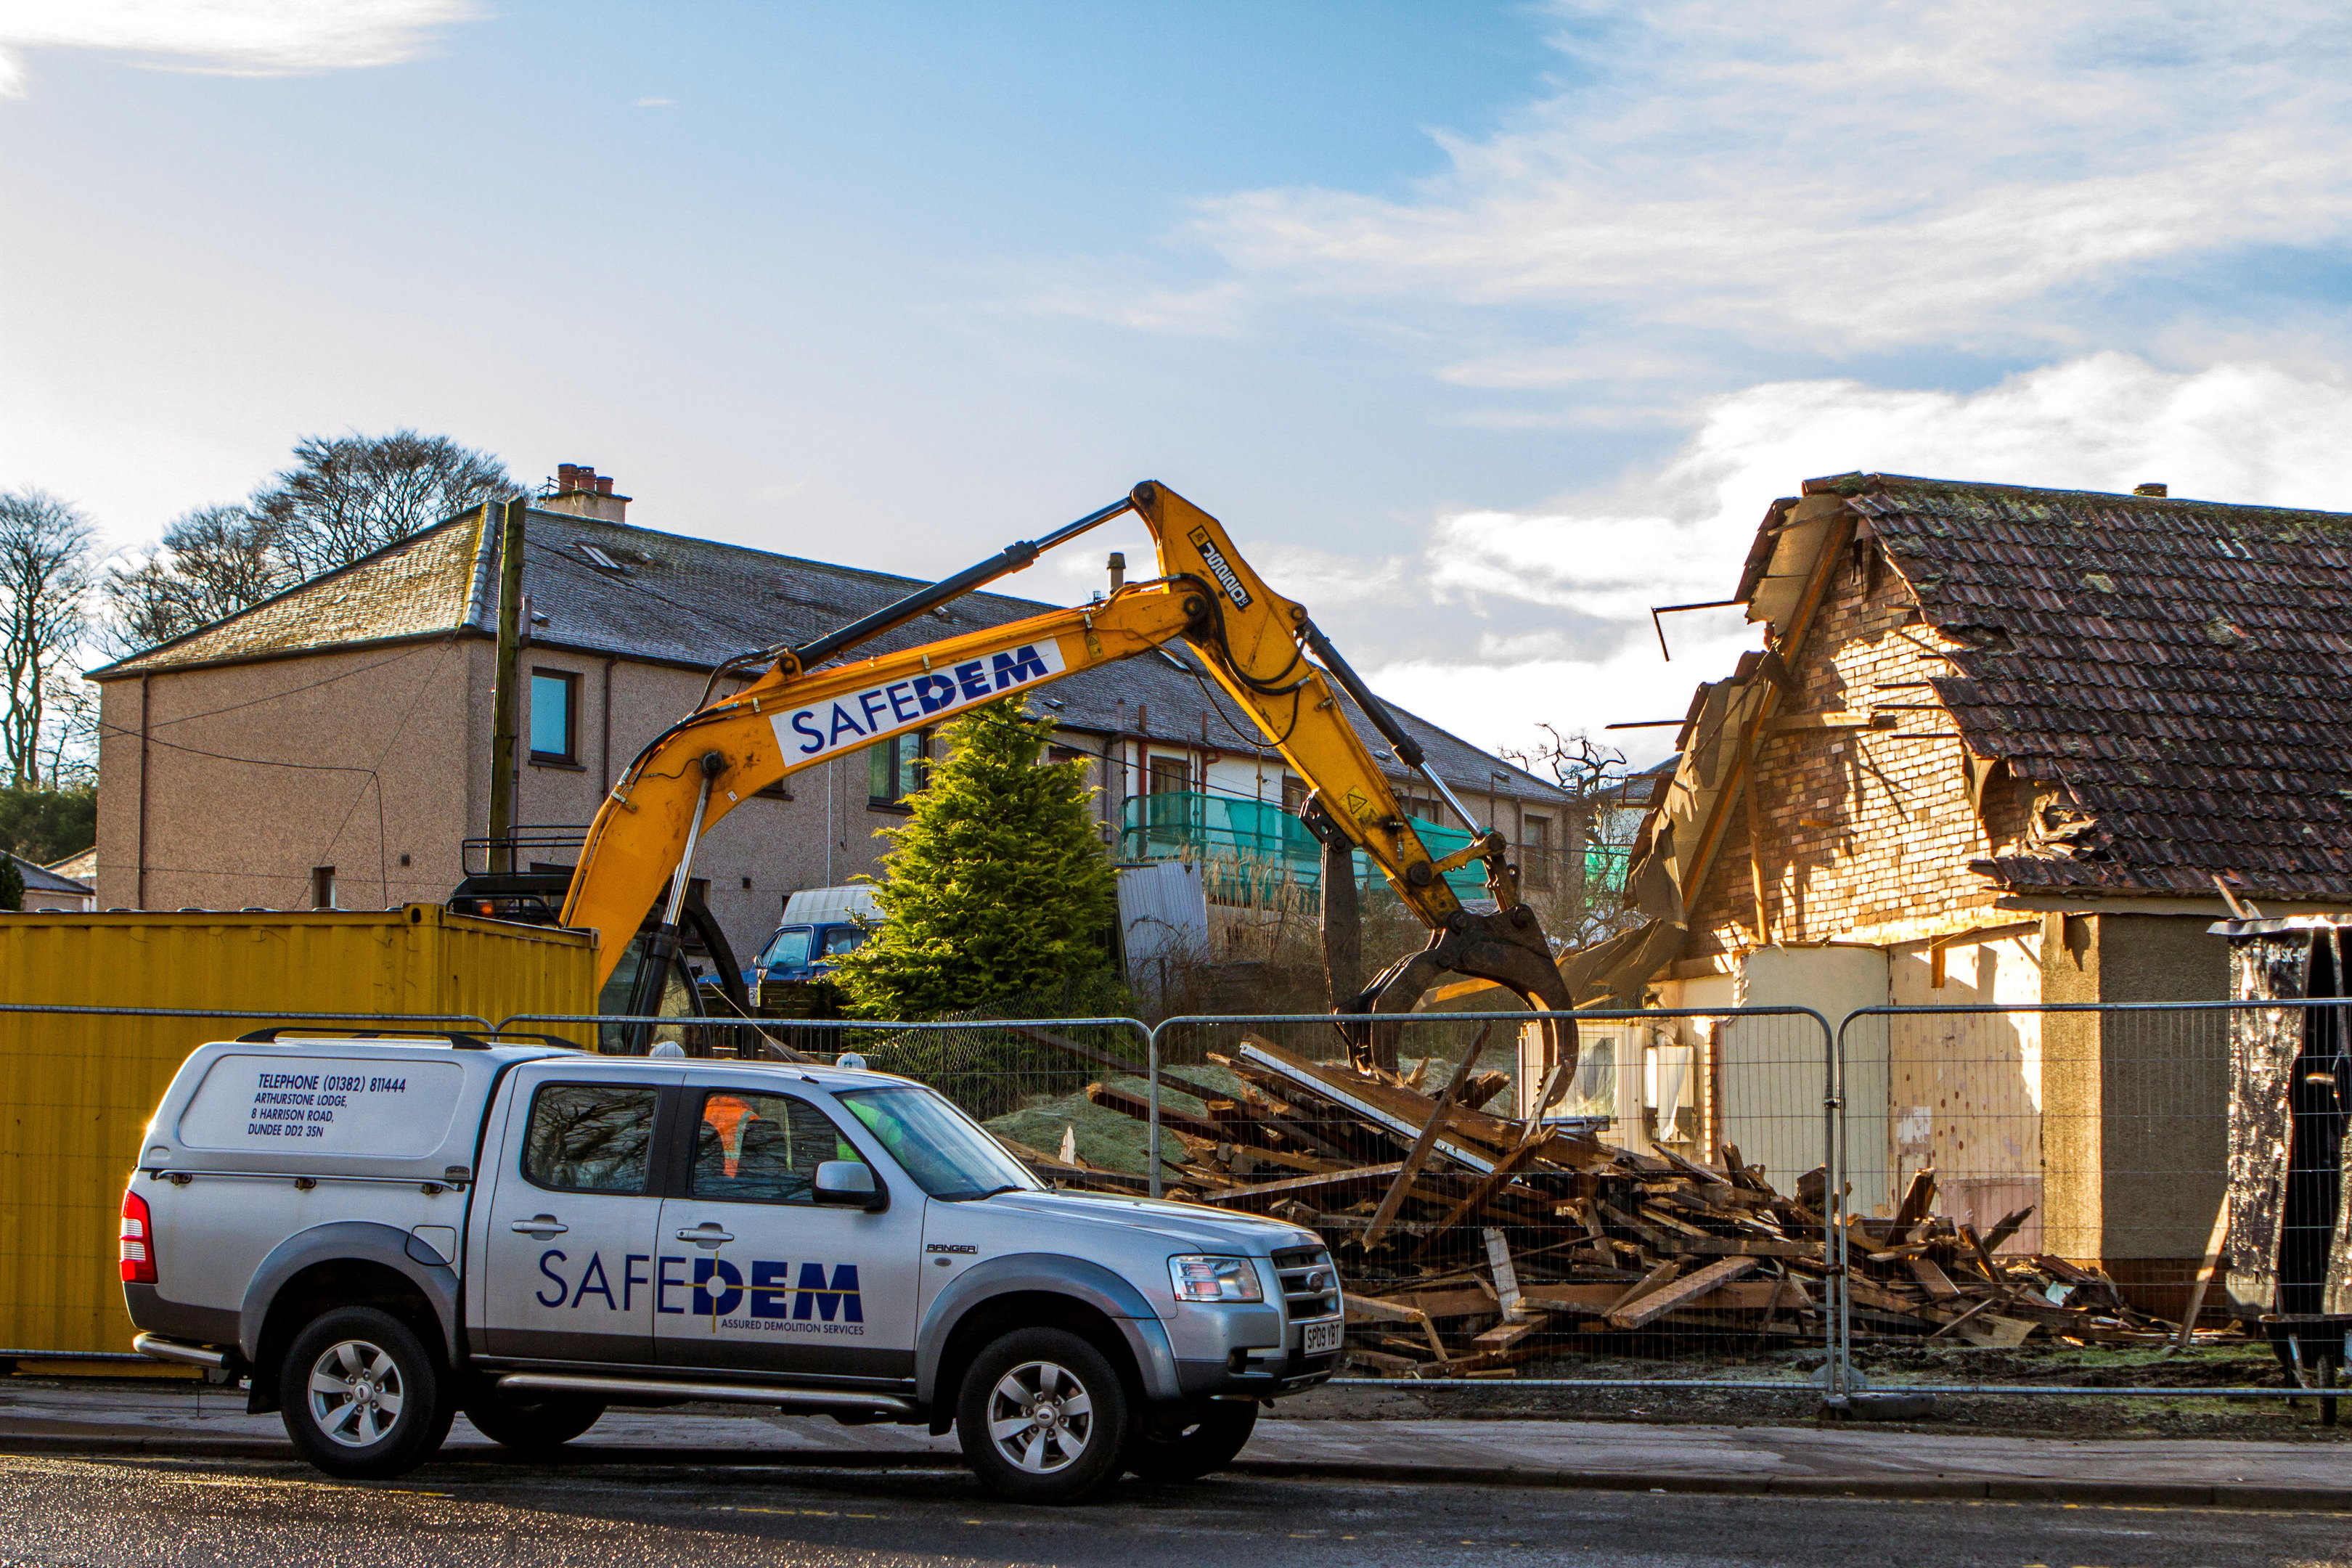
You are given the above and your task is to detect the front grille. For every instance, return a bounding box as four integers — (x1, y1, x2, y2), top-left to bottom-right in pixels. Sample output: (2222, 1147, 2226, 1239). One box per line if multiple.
(1270, 1244, 1339, 1320)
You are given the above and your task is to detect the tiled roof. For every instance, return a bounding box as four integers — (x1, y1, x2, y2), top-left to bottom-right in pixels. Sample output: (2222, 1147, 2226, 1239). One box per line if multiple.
(91, 514, 492, 677)
(94, 505, 1568, 809)
(1810, 473, 2352, 902)
(9, 852, 90, 896)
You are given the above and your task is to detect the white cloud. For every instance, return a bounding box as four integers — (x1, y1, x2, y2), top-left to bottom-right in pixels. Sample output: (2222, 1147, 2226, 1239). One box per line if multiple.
(1375, 352, 2352, 757)
(1190, 2, 2352, 354)
(0, 1, 477, 94)
(634, 96, 671, 108)
(1020, 277, 1250, 339)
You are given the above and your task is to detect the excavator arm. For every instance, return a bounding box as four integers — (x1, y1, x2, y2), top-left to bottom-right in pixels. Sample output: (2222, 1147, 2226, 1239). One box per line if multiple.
(560, 481, 1574, 1085)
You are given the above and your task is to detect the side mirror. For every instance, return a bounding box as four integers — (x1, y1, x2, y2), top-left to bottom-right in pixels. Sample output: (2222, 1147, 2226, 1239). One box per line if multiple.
(814, 1159, 884, 1210)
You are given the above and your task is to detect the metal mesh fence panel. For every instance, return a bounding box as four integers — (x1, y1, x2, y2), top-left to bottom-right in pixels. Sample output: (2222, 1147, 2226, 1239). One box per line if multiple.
(1832, 1000, 2351, 1408)
(1146, 1007, 1834, 1385)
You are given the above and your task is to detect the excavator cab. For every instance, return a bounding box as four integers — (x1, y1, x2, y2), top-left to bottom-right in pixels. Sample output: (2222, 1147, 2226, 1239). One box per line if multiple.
(449, 830, 752, 1053)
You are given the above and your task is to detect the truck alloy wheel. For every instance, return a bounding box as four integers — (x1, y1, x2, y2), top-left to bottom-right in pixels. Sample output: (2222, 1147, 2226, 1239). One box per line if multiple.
(989, 1360, 1096, 1474)
(956, 1328, 1128, 1503)
(311, 1339, 406, 1445)
(279, 1306, 449, 1479)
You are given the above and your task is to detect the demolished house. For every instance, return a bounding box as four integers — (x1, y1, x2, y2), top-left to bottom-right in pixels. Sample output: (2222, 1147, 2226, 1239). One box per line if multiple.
(1589, 473, 2352, 1312)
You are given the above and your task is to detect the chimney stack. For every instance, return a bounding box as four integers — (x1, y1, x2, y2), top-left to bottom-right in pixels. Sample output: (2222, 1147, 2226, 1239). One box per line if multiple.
(542, 462, 631, 523)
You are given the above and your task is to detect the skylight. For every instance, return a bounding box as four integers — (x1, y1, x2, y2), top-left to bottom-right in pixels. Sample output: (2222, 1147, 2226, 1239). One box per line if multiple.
(576, 542, 626, 573)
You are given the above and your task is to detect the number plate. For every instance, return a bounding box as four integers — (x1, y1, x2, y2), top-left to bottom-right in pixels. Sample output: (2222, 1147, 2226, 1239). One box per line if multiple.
(1302, 1316, 1343, 1355)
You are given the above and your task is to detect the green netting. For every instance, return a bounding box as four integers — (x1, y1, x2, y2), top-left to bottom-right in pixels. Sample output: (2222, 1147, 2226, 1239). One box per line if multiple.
(1116, 791, 1487, 897)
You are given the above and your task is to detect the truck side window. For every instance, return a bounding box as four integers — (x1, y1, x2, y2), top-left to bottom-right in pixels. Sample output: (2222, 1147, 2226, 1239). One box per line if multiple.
(691, 1091, 860, 1205)
(523, 1084, 659, 1193)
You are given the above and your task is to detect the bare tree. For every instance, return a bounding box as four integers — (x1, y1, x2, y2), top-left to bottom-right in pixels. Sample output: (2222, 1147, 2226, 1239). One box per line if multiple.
(1502, 724, 1649, 950)
(253, 430, 515, 580)
(104, 432, 516, 656)
(39, 671, 100, 790)
(105, 504, 294, 652)
(0, 489, 96, 788)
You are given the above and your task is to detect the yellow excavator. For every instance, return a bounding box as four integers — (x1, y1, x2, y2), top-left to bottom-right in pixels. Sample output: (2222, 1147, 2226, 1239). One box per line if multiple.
(559, 481, 1575, 1083)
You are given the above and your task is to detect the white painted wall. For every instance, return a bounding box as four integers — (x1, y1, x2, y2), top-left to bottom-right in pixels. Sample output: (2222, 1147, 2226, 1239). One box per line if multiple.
(1732, 944, 1891, 1209)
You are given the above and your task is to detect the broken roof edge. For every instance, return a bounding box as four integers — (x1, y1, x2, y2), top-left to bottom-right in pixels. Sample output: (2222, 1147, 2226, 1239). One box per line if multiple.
(1803, 469, 2352, 531)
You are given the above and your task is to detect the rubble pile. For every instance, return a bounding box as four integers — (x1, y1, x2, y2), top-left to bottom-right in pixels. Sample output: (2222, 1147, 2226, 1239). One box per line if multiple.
(992, 1028, 2171, 1376)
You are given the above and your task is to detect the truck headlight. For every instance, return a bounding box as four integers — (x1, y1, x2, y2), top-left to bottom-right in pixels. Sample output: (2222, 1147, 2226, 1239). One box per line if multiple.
(1168, 1255, 1264, 1303)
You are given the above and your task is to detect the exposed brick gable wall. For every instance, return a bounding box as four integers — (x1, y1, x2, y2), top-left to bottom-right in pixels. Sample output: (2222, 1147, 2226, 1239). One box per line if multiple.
(1684, 544, 2004, 961)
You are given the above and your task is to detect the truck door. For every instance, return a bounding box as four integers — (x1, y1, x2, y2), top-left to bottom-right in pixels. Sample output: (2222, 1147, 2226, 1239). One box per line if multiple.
(478, 1066, 681, 1363)
(655, 1084, 922, 1382)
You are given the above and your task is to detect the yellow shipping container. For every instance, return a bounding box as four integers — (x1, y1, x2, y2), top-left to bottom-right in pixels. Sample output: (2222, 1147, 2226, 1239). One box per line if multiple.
(0, 904, 595, 1362)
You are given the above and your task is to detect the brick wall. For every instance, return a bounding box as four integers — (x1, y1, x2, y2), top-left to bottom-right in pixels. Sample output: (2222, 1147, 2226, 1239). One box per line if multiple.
(1686, 544, 2004, 960)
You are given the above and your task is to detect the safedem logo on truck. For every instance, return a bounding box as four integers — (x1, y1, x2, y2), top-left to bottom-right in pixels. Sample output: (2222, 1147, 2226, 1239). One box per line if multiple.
(534, 1249, 863, 1328)
(769, 640, 1066, 766)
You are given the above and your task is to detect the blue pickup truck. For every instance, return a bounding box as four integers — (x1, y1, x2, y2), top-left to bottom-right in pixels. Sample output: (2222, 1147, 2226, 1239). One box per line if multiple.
(714, 886, 881, 1013)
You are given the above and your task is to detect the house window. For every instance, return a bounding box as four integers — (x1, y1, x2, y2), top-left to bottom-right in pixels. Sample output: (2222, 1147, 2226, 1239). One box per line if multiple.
(1522, 814, 1553, 890)
(869, 730, 928, 809)
(1281, 773, 1307, 814)
(530, 669, 579, 764)
(1148, 754, 1191, 796)
(311, 866, 337, 910)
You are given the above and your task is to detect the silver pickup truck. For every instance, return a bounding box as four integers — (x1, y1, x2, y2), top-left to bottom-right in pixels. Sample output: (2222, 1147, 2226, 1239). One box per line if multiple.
(119, 1032, 1342, 1502)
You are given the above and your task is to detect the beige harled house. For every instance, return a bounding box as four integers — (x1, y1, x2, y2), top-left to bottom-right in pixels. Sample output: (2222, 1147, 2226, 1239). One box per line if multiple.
(89, 468, 1571, 970)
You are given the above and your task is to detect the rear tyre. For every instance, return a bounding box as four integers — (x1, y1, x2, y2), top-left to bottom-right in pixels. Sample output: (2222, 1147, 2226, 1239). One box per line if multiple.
(462, 1389, 605, 1453)
(1124, 1399, 1257, 1482)
(955, 1328, 1129, 1504)
(280, 1307, 447, 1479)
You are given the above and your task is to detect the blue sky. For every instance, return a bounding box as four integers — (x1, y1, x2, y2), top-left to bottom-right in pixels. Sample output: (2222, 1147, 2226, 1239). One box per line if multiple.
(7, 1, 2352, 765)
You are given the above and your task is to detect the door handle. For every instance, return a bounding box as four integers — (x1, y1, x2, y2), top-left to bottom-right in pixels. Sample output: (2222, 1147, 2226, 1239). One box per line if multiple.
(675, 1225, 735, 1244)
(511, 1216, 568, 1236)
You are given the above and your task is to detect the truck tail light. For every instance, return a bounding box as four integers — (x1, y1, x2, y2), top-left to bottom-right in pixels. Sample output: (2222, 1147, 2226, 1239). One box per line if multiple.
(120, 1189, 156, 1284)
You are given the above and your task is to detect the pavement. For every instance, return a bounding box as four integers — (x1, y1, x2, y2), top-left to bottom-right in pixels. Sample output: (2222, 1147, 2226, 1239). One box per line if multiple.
(4, 1376, 2348, 1511)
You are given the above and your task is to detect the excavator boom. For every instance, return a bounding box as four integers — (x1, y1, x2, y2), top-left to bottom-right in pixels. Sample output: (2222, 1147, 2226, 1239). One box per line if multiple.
(561, 481, 1574, 1082)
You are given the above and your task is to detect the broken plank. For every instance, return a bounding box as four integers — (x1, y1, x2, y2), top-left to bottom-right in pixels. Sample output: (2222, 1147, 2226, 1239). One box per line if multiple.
(1084, 1081, 1224, 1142)
(1603, 1259, 1686, 1318)
(1364, 1022, 1493, 1249)
(1891, 1167, 1937, 1230)
(1607, 1258, 1759, 1329)
(1364, 1286, 1497, 1320)
(1682, 1236, 1822, 1259)
(1595, 1201, 1675, 1253)
(1516, 1283, 1638, 1312)
(1908, 1255, 1962, 1299)
(1238, 1036, 1515, 1172)
(1202, 1161, 1404, 1209)
(1412, 1140, 1548, 1256)
(1980, 1204, 2036, 1254)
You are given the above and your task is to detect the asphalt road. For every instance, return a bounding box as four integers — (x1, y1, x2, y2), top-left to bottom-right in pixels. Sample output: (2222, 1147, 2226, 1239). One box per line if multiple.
(0, 1451, 2345, 1568)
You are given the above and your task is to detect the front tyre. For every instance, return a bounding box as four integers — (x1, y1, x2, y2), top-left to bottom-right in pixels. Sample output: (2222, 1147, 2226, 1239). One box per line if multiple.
(280, 1307, 448, 1479)
(462, 1389, 605, 1453)
(955, 1328, 1129, 1504)
(1124, 1398, 1257, 1482)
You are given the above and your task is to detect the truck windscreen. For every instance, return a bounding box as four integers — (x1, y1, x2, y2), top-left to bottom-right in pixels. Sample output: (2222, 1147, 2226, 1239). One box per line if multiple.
(760, 928, 813, 969)
(835, 1085, 1042, 1201)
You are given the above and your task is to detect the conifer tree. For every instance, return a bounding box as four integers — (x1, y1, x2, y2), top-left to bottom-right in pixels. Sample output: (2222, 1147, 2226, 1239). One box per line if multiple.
(834, 698, 1120, 1019)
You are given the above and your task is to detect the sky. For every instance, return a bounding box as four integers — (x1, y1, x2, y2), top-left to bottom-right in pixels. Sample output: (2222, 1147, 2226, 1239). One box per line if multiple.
(7, 1, 2352, 769)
